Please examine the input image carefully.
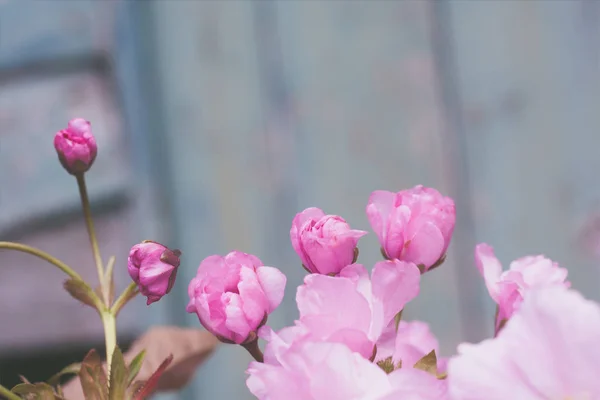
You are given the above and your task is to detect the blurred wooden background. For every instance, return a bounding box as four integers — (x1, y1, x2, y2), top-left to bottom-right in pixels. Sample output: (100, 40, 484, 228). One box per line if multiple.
(0, 1, 599, 399)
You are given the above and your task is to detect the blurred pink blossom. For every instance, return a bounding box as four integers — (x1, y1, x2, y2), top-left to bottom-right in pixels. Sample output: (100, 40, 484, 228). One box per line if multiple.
(259, 261, 420, 360)
(247, 339, 447, 400)
(375, 320, 446, 372)
(448, 286, 600, 399)
(475, 243, 569, 333)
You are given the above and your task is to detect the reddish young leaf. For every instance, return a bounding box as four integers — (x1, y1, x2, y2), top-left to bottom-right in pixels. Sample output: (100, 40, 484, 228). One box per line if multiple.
(132, 355, 173, 400)
(61, 327, 218, 399)
(78, 349, 108, 400)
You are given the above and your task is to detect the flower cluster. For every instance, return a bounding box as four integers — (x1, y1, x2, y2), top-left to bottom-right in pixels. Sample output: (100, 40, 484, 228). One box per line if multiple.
(4, 118, 593, 400)
(183, 188, 457, 399)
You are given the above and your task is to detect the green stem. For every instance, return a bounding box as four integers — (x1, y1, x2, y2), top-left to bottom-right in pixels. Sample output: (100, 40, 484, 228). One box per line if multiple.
(76, 173, 106, 303)
(102, 312, 117, 376)
(0, 242, 82, 280)
(111, 282, 139, 316)
(0, 384, 20, 400)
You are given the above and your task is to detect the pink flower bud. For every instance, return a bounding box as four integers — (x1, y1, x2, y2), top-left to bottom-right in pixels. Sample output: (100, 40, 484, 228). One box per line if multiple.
(128, 241, 181, 305)
(366, 186, 455, 271)
(186, 251, 286, 344)
(290, 207, 367, 275)
(53, 118, 98, 175)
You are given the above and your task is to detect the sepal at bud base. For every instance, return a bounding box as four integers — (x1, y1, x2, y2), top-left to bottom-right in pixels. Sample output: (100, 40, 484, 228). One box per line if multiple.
(64, 278, 104, 311)
(376, 356, 402, 374)
(413, 350, 447, 379)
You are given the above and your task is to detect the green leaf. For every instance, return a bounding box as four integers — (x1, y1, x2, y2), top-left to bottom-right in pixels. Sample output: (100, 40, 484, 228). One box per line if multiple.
(127, 350, 146, 386)
(413, 350, 438, 376)
(63, 279, 103, 311)
(11, 382, 56, 399)
(108, 347, 127, 400)
(79, 349, 108, 400)
(132, 355, 173, 400)
(47, 363, 81, 386)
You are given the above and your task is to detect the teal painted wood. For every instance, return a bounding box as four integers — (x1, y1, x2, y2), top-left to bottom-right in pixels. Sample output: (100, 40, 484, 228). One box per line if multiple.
(0, 0, 117, 69)
(275, 0, 465, 353)
(143, 1, 464, 398)
(445, 0, 600, 339)
(144, 2, 278, 399)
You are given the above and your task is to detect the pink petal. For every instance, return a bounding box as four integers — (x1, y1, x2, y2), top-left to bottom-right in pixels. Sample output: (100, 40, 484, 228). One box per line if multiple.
(371, 260, 421, 335)
(297, 274, 371, 336)
(394, 320, 439, 362)
(223, 292, 251, 343)
(384, 368, 449, 399)
(474, 243, 503, 301)
(301, 342, 392, 400)
(324, 328, 374, 359)
(225, 250, 263, 268)
(246, 362, 310, 400)
(366, 190, 396, 245)
(384, 204, 410, 259)
(238, 267, 270, 329)
(339, 264, 372, 301)
(449, 287, 600, 399)
(256, 266, 287, 311)
(402, 220, 445, 268)
(291, 209, 326, 261)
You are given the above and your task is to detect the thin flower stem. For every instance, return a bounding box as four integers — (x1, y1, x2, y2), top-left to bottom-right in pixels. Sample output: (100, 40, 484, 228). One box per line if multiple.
(241, 339, 264, 363)
(76, 173, 106, 303)
(102, 312, 117, 377)
(0, 242, 82, 280)
(0, 384, 20, 400)
(111, 282, 139, 316)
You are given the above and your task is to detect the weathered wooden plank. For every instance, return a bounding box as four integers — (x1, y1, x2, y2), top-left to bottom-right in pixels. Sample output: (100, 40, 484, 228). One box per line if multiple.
(275, 0, 464, 354)
(146, 1, 274, 399)
(0, 0, 117, 68)
(445, 0, 600, 336)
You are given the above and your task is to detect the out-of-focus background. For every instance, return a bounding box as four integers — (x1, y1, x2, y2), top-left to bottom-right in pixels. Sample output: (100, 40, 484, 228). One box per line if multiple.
(0, 0, 599, 398)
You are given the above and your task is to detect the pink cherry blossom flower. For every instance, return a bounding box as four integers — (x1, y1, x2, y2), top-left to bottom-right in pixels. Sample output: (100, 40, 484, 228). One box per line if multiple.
(448, 286, 600, 400)
(475, 243, 569, 333)
(375, 320, 446, 371)
(53, 118, 98, 175)
(366, 186, 455, 271)
(127, 241, 180, 305)
(186, 251, 286, 344)
(247, 339, 447, 400)
(290, 207, 367, 275)
(260, 261, 420, 359)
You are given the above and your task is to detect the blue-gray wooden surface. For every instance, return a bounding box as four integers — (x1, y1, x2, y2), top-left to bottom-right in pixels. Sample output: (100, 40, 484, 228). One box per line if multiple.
(1, 1, 599, 399)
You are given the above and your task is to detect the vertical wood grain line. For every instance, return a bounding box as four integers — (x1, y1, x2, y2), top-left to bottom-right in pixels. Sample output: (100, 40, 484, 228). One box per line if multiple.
(428, 0, 488, 341)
